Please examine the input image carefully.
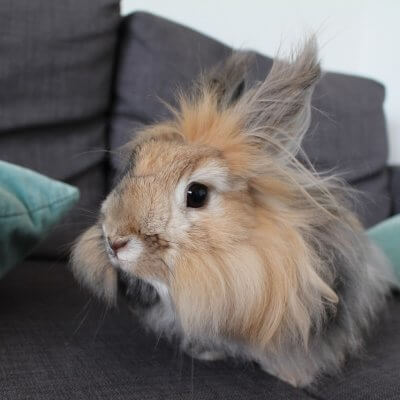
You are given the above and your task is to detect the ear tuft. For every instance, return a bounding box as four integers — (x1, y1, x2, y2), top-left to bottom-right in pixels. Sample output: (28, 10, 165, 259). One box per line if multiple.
(205, 51, 253, 108)
(240, 37, 321, 157)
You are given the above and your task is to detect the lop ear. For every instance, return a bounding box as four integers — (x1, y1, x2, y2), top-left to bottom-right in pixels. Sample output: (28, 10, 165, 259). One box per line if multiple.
(239, 38, 321, 158)
(204, 51, 252, 109)
(71, 224, 118, 306)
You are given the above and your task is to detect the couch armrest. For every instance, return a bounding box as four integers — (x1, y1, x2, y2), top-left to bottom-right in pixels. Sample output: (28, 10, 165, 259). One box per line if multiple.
(390, 166, 400, 215)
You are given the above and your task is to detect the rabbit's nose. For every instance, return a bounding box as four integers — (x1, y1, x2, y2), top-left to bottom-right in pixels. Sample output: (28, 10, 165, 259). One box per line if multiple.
(108, 238, 129, 254)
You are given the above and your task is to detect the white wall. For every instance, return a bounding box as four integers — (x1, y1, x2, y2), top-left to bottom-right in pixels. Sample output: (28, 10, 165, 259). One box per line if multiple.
(122, 0, 400, 164)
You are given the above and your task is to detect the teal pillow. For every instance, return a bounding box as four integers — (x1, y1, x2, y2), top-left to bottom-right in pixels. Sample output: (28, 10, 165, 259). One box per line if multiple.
(367, 214, 400, 280)
(0, 161, 79, 278)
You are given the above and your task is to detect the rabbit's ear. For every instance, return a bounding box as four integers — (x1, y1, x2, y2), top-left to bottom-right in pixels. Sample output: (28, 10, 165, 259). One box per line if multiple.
(240, 37, 320, 158)
(205, 51, 252, 108)
(71, 224, 118, 306)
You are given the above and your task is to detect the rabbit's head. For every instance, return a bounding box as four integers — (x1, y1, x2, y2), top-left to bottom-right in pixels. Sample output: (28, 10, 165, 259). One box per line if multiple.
(72, 39, 343, 351)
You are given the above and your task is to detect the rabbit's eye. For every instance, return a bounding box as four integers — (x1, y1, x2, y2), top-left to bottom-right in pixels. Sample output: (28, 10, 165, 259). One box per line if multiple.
(186, 182, 208, 208)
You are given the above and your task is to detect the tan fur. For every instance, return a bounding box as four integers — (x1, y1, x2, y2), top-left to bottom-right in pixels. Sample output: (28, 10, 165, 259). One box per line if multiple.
(130, 75, 337, 350)
(71, 39, 392, 386)
(71, 225, 117, 306)
(98, 85, 339, 351)
(76, 39, 335, 351)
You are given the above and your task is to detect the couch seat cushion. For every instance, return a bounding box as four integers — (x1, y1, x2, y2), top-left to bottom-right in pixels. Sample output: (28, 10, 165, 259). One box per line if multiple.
(0, 261, 399, 399)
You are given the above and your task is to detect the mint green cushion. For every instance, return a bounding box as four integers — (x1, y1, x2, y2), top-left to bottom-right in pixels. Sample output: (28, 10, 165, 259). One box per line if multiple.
(0, 161, 79, 278)
(367, 214, 400, 280)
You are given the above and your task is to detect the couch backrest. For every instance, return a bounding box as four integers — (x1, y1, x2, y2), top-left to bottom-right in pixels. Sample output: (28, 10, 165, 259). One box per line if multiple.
(0, 1, 120, 258)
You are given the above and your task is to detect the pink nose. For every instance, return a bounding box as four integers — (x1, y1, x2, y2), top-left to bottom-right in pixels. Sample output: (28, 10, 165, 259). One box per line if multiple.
(109, 238, 128, 253)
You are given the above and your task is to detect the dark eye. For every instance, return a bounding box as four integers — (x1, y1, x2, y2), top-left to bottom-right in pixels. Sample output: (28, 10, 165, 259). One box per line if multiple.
(186, 182, 208, 208)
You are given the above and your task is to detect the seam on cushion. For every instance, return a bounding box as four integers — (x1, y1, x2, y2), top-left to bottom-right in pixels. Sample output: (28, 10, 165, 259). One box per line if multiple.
(0, 192, 78, 219)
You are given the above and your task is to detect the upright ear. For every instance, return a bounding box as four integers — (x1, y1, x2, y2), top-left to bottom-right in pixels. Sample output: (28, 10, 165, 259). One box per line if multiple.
(239, 37, 321, 158)
(204, 51, 252, 109)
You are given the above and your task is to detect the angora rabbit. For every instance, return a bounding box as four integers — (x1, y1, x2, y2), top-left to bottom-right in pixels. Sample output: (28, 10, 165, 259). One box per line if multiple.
(71, 38, 395, 387)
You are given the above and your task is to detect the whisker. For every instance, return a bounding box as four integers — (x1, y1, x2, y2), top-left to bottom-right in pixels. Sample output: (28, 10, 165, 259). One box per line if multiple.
(71, 298, 94, 337)
(93, 306, 109, 342)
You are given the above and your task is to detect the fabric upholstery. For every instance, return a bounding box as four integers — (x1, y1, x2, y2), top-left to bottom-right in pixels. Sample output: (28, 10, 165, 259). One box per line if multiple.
(0, 261, 313, 400)
(0, 261, 399, 399)
(109, 12, 390, 227)
(0, 0, 120, 258)
(308, 296, 400, 400)
(1, 7, 399, 399)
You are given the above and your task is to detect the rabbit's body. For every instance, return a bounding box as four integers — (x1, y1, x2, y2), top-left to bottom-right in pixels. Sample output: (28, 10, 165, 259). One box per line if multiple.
(116, 204, 392, 387)
(71, 39, 395, 387)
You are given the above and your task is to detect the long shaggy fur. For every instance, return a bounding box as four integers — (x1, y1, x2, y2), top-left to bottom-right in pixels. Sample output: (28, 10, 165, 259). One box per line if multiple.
(71, 38, 395, 387)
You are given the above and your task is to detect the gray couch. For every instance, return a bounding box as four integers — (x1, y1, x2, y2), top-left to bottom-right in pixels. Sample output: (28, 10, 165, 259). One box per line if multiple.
(1, 3, 399, 399)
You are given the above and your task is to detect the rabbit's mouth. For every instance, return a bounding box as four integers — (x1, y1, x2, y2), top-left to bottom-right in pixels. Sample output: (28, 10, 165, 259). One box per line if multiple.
(100, 225, 160, 309)
(101, 224, 145, 271)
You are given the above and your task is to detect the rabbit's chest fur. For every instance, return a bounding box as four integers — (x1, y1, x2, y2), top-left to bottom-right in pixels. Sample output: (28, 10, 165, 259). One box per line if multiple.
(122, 275, 246, 361)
